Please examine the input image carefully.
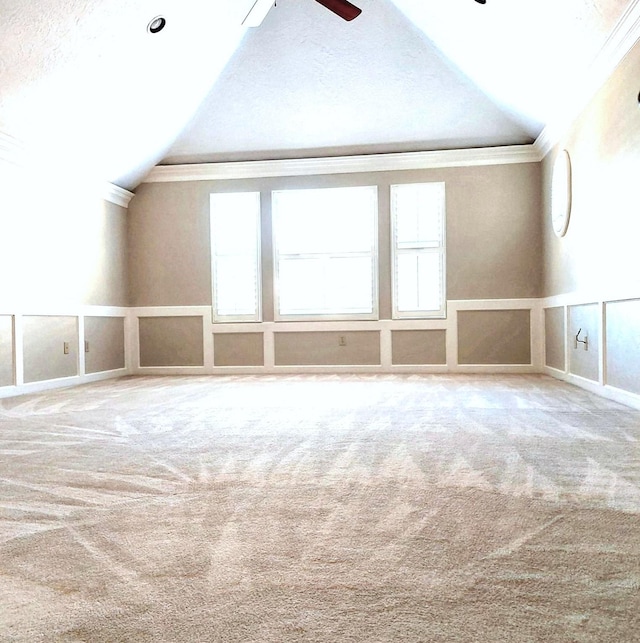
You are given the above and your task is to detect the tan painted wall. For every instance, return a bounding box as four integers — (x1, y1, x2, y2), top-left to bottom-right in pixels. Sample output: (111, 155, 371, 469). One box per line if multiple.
(542, 40, 640, 297)
(458, 310, 531, 365)
(0, 166, 128, 308)
(541, 39, 640, 397)
(0, 316, 13, 386)
(0, 155, 128, 390)
(85, 317, 126, 374)
(274, 331, 381, 366)
(605, 299, 640, 395)
(128, 163, 542, 308)
(139, 316, 204, 367)
(214, 333, 264, 367)
(391, 330, 446, 365)
(23, 316, 78, 383)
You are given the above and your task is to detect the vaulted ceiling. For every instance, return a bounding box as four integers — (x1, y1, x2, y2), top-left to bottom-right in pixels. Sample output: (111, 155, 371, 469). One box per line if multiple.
(0, 0, 636, 190)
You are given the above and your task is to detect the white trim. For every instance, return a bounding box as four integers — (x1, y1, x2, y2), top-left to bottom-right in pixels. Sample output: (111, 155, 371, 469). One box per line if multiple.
(543, 367, 640, 411)
(210, 191, 262, 323)
(144, 145, 542, 183)
(0, 369, 130, 400)
(450, 298, 539, 310)
(0, 305, 129, 317)
(530, 300, 545, 371)
(541, 292, 640, 409)
(13, 314, 24, 386)
(103, 183, 135, 208)
(0, 306, 131, 399)
(271, 186, 380, 322)
(77, 315, 86, 380)
(544, 287, 640, 309)
(131, 306, 212, 317)
(535, 0, 640, 158)
(129, 298, 541, 376)
(390, 182, 447, 320)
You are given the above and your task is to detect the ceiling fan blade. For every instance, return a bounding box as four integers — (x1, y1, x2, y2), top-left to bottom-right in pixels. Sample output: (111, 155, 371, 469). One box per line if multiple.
(314, 0, 362, 21)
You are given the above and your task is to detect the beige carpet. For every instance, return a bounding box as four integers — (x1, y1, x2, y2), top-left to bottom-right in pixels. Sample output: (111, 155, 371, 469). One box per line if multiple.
(1, 374, 639, 642)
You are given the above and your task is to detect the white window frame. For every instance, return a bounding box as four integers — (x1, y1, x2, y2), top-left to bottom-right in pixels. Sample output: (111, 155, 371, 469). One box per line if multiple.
(210, 191, 262, 323)
(272, 186, 379, 321)
(391, 182, 446, 319)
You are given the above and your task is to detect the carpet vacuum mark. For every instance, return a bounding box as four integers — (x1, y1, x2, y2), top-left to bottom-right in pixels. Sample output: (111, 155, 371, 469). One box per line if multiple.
(0, 374, 639, 642)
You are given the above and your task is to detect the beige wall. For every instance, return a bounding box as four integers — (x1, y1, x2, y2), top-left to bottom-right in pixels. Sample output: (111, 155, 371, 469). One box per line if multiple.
(541, 38, 640, 398)
(23, 316, 78, 383)
(85, 316, 126, 374)
(542, 40, 640, 297)
(458, 310, 531, 365)
(605, 299, 640, 395)
(128, 163, 542, 309)
(391, 330, 446, 365)
(139, 316, 204, 367)
(214, 333, 264, 367)
(0, 167, 128, 308)
(0, 155, 129, 392)
(274, 331, 381, 366)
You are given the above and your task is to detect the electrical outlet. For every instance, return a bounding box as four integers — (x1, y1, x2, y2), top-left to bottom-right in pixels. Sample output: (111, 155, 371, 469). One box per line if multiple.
(63, 342, 70, 355)
(339, 335, 347, 347)
(85, 340, 90, 353)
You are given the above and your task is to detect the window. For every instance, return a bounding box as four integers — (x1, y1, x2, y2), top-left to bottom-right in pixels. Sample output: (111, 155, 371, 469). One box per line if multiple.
(391, 182, 446, 318)
(272, 186, 378, 319)
(210, 192, 261, 322)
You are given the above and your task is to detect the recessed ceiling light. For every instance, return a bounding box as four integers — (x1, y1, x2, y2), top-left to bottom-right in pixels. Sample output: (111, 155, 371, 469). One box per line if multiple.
(147, 16, 166, 34)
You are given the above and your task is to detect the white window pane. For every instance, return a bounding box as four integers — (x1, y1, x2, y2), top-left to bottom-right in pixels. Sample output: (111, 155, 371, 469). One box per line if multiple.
(211, 193, 260, 255)
(210, 192, 261, 320)
(392, 182, 445, 318)
(393, 183, 443, 247)
(274, 187, 376, 254)
(326, 257, 373, 312)
(274, 186, 378, 318)
(215, 257, 259, 316)
(417, 253, 443, 311)
(278, 258, 326, 314)
(397, 254, 420, 312)
(396, 252, 442, 313)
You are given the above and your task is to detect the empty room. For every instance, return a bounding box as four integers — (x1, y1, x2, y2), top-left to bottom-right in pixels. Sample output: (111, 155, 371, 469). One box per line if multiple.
(1, 0, 640, 640)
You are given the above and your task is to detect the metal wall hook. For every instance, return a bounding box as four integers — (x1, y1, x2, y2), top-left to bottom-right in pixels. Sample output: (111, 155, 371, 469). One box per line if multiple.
(575, 328, 589, 351)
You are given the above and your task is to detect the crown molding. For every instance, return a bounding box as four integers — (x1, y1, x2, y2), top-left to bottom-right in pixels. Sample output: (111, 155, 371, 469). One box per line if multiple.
(144, 145, 542, 183)
(103, 183, 135, 208)
(535, 0, 640, 159)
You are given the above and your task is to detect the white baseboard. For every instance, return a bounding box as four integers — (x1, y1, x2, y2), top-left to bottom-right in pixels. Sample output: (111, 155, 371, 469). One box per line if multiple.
(544, 366, 640, 410)
(0, 368, 129, 400)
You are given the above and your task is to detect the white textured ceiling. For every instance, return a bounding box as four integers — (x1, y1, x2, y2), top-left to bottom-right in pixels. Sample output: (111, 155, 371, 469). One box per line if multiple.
(0, 0, 635, 189)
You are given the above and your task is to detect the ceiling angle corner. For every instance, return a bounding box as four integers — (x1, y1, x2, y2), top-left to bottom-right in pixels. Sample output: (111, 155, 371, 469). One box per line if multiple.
(243, 0, 275, 27)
